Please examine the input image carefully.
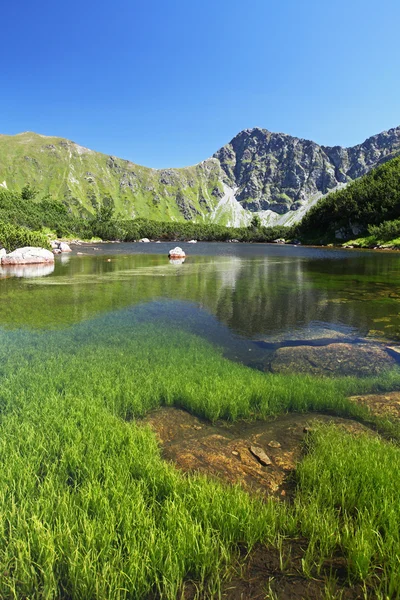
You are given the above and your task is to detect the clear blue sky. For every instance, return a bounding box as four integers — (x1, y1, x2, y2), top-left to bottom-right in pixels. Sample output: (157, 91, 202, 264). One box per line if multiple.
(2, 0, 400, 168)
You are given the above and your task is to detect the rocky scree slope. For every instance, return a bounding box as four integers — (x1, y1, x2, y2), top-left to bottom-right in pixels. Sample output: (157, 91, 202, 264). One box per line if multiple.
(1, 127, 400, 226)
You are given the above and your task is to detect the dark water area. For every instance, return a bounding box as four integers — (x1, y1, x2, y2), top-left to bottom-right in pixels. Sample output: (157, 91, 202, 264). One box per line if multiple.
(1, 242, 400, 373)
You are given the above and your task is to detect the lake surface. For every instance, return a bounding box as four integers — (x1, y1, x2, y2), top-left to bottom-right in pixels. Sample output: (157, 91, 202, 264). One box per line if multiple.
(1, 242, 400, 373)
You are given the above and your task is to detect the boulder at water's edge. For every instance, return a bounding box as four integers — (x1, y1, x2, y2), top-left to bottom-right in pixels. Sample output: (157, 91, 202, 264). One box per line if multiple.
(1, 247, 55, 265)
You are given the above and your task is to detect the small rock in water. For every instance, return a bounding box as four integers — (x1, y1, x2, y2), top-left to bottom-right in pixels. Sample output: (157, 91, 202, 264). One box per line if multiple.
(249, 446, 272, 466)
(168, 246, 186, 258)
(268, 440, 281, 448)
(231, 450, 239, 456)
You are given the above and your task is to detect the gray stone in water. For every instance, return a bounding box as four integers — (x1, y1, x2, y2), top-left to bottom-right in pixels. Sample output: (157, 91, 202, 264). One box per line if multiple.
(249, 446, 272, 466)
(270, 343, 395, 377)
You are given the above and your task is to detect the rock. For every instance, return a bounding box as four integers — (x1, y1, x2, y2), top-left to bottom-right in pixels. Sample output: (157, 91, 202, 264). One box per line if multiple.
(386, 346, 400, 358)
(53, 248, 62, 254)
(139, 238, 150, 243)
(1, 247, 55, 265)
(59, 242, 72, 252)
(155, 240, 161, 243)
(335, 228, 347, 240)
(270, 343, 396, 377)
(168, 246, 186, 258)
(50, 240, 71, 252)
(349, 392, 400, 420)
(187, 239, 197, 244)
(273, 238, 285, 244)
(249, 446, 272, 466)
(231, 450, 239, 456)
(0, 248, 6, 258)
(268, 440, 281, 448)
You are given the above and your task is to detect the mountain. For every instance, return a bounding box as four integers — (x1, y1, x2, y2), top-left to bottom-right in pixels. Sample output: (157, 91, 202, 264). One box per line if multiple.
(1, 126, 399, 227)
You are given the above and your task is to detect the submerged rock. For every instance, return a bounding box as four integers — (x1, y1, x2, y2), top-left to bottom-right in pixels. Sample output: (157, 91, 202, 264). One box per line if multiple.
(349, 391, 400, 420)
(268, 440, 281, 448)
(270, 343, 396, 376)
(1, 247, 55, 265)
(143, 407, 370, 496)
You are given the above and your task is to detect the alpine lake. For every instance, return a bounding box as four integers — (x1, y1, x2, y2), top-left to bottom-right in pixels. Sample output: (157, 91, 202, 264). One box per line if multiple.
(1, 242, 400, 600)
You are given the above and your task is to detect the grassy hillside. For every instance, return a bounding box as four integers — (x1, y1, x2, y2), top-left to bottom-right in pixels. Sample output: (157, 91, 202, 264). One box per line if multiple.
(0, 132, 224, 222)
(296, 155, 400, 243)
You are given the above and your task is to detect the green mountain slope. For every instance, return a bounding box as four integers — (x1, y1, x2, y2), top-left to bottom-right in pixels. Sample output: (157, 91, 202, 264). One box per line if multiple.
(296, 155, 400, 241)
(0, 132, 225, 222)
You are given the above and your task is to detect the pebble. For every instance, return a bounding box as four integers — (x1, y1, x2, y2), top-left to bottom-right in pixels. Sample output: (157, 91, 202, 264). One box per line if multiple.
(249, 446, 272, 466)
(268, 440, 281, 448)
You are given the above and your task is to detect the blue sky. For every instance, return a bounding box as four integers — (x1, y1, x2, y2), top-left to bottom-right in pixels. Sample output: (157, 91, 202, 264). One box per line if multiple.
(2, 0, 400, 167)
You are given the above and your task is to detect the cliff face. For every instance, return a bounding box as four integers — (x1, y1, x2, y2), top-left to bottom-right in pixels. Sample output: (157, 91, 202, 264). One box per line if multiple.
(1, 126, 400, 227)
(213, 126, 400, 214)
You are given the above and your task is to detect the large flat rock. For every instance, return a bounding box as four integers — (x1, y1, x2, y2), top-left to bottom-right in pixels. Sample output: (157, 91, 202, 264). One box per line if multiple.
(270, 343, 396, 377)
(1, 246, 54, 265)
(143, 407, 369, 497)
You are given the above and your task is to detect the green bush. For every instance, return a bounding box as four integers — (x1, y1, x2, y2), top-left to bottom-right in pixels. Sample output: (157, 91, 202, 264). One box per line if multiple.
(0, 220, 50, 252)
(296, 155, 400, 242)
(368, 218, 400, 241)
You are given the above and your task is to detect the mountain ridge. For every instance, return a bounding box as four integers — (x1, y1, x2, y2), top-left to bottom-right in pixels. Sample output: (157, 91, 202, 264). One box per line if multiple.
(1, 126, 399, 227)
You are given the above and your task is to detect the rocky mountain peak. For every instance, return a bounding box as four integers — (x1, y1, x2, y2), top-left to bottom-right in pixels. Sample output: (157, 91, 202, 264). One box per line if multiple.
(213, 126, 400, 214)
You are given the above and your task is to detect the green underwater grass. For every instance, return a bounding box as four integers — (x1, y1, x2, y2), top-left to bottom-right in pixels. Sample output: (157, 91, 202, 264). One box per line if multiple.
(0, 320, 400, 598)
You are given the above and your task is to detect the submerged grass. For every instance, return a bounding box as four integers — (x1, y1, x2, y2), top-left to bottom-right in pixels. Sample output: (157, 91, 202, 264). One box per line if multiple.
(0, 319, 400, 598)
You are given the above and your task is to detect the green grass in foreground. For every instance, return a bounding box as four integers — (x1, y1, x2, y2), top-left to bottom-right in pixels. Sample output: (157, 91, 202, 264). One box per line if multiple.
(0, 321, 400, 598)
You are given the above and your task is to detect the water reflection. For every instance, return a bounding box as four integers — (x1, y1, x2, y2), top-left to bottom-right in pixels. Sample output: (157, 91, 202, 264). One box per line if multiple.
(0, 262, 55, 279)
(0, 244, 400, 343)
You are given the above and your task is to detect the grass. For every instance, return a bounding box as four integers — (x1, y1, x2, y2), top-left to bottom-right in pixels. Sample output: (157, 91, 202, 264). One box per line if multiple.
(0, 320, 400, 598)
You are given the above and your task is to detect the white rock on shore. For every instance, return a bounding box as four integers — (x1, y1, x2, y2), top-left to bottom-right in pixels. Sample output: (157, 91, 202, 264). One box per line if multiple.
(1, 247, 55, 265)
(0, 248, 6, 258)
(51, 240, 72, 253)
